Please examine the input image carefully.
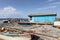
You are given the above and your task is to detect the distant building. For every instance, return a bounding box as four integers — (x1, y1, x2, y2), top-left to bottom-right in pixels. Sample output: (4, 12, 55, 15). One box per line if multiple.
(53, 18, 60, 27)
(28, 12, 57, 24)
(55, 18, 60, 21)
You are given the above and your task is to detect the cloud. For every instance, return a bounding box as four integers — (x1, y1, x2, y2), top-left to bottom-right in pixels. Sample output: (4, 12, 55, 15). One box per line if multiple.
(51, 2, 60, 4)
(0, 6, 21, 18)
(46, 0, 54, 2)
(37, 6, 57, 10)
(48, 0, 53, 2)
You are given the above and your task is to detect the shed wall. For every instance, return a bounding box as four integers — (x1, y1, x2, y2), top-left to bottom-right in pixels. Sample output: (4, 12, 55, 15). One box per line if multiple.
(30, 15, 56, 23)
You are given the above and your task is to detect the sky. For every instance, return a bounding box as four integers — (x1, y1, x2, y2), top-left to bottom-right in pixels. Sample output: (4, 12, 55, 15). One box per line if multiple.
(0, 0, 60, 18)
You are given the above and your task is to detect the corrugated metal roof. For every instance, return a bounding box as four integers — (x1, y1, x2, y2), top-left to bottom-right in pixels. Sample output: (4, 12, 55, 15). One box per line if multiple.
(28, 12, 57, 16)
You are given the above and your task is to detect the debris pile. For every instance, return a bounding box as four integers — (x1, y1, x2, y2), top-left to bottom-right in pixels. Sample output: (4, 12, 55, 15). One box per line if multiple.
(33, 25, 60, 40)
(0, 22, 60, 40)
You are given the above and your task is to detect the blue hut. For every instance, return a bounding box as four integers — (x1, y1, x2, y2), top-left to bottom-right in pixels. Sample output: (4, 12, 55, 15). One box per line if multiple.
(28, 12, 57, 24)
